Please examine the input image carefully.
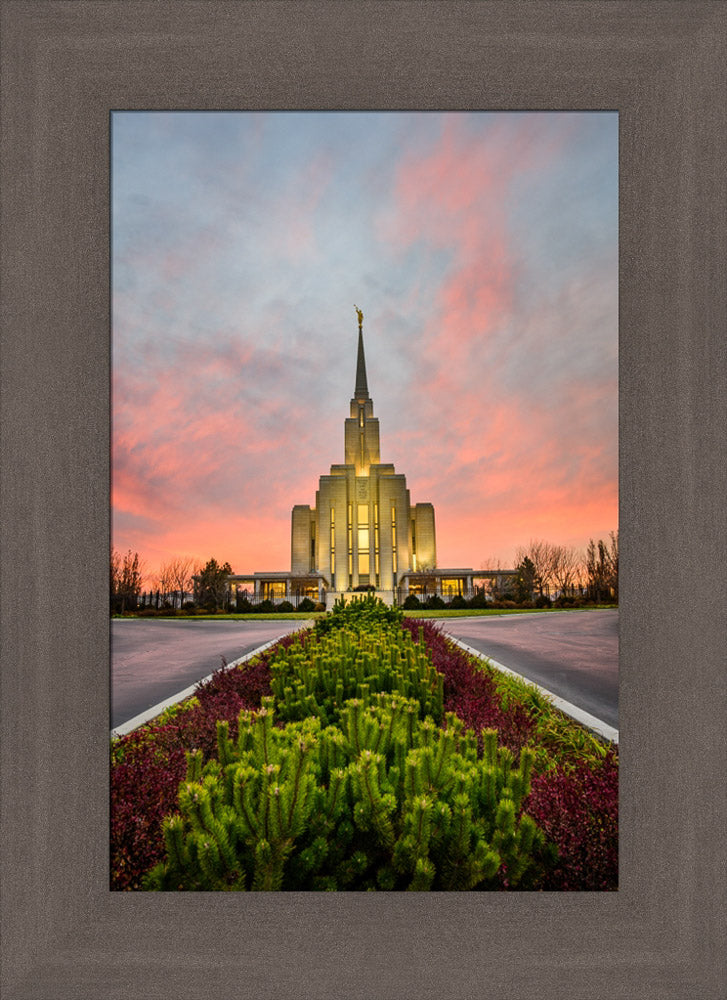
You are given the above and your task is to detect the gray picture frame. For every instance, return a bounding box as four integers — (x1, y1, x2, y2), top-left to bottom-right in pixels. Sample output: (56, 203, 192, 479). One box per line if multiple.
(1, 2, 725, 997)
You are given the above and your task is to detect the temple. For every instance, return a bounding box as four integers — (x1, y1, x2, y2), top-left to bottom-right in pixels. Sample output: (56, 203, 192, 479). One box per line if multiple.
(227, 310, 507, 607)
(290, 309, 437, 601)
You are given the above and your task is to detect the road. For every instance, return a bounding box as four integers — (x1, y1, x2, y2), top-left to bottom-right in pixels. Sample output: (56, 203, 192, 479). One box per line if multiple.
(111, 619, 310, 729)
(435, 610, 618, 729)
(111, 610, 618, 732)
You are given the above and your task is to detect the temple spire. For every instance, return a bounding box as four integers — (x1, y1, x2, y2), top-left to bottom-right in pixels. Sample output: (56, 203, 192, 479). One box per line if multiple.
(353, 305, 369, 400)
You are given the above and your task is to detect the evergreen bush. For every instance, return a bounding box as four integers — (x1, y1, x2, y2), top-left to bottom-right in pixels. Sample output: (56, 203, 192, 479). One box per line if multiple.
(269, 623, 443, 726)
(314, 594, 403, 636)
(143, 695, 550, 891)
(111, 613, 617, 891)
(468, 592, 489, 609)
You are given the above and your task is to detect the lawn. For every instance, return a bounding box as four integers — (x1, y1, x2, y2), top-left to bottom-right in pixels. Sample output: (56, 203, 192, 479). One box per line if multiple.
(111, 597, 617, 891)
(113, 605, 616, 621)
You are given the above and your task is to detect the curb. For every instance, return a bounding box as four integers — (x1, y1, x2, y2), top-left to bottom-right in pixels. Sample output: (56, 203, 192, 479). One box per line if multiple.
(445, 635, 619, 745)
(111, 634, 292, 738)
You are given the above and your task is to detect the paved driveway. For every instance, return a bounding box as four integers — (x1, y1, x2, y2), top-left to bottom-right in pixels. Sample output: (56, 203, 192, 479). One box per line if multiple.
(435, 610, 618, 729)
(111, 619, 311, 729)
(111, 611, 618, 732)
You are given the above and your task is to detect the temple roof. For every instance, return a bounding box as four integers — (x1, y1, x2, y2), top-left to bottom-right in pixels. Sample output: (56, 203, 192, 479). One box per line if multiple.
(354, 325, 369, 401)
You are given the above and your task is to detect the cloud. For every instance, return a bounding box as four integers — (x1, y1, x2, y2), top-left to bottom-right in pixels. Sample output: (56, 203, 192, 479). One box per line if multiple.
(368, 115, 617, 566)
(112, 112, 617, 577)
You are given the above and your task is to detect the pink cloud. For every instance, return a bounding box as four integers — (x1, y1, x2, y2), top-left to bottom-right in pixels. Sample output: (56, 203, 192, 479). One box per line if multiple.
(113, 115, 615, 581)
(370, 119, 617, 569)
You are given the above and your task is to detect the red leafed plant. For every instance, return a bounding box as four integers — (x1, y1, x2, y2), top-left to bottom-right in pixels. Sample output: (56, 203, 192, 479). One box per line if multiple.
(110, 728, 188, 890)
(110, 648, 276, 889)
(525, 748, 619, 890)
(401, 617, 618, 891)
(112, 622, 617, 891)
(401, 618, 536, 756)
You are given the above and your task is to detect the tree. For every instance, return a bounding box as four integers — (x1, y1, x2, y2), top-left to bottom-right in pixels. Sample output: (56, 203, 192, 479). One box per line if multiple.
(110, 546, 121, 610)
(605, 530, 619, 602)
(585, 532, 618, 603)
(550, 544, 581, 597)
(163, 556, 195, 609)
(195, 558, 233, 611)
(156, 561, 176, 606)
(512, 556, 537, 604)
(515, 540, 557, 597)
(111, 547, 143, 613)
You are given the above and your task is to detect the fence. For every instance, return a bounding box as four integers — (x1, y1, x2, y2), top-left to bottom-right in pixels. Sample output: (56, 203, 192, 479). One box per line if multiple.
(118, 584, 595, 614)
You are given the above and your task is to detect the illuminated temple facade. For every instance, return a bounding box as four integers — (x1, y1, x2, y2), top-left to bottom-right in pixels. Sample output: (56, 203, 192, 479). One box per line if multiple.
(291, 316, 436, 596)
(228, 312, 490, 607)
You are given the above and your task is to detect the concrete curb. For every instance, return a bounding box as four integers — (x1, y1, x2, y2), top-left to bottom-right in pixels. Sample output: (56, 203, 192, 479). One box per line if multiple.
(446, 635, 619, 745)
(111, 635, 289, 739)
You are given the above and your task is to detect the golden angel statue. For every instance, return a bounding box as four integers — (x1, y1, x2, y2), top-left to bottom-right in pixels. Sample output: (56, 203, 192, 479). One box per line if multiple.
(354, 305, 363, 327)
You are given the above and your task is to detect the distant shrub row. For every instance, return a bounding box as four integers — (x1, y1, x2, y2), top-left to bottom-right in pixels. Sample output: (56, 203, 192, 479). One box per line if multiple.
(402, 593, 605, 611)
(119, 597, 326, 617)
(120, 592, 610, 618)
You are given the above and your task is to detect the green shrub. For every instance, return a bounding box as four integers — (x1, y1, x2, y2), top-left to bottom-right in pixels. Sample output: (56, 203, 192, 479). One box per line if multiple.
(143, 696, 549, 892)
(315, 595, 403, 636)
(297, 598, 317, 613)
(256, 599, 275, 613)
(468, 593, 489, 609)
(554, 595, 581, 609)
(423, 595, 445, 610)
(276, 601, 295, 612)
(269, 623, 443, 726)
(448, 595, 468, 609)
(403, 594, 421, 609)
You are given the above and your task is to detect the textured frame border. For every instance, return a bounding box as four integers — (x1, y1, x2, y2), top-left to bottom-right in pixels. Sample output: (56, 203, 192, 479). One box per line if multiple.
(1, 2, 725, 997)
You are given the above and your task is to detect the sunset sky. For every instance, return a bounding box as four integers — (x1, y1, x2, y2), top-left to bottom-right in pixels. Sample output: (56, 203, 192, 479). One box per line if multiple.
(112, 111, 618, 583)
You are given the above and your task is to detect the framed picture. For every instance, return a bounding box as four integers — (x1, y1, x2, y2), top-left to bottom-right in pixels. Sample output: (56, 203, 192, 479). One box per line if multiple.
(2, 2, 724, 997)
(109, 107, 620, 892)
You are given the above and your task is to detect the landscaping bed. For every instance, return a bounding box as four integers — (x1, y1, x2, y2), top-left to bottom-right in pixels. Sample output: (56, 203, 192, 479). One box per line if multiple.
(111, 597, 617, 891)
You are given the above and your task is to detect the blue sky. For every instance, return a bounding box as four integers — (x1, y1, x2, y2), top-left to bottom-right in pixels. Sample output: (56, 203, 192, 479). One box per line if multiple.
(112, 110, 618, 580)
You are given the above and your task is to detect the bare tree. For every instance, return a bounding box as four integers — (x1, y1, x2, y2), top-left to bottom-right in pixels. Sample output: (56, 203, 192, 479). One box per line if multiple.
(110, 546, 121, 609)
(479, 557, 504, 572)
(155, 562, 176, 605)
(605, 530, 619, 602)
(585, 532, 618, 603)
(111, 547, 144, 613)
(161, 556, 194, 609)
(550, 544, 581, 597)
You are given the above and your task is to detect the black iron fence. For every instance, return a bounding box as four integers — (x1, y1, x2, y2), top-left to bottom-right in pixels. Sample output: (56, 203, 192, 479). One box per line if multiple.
(118, 583, 596, 615)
